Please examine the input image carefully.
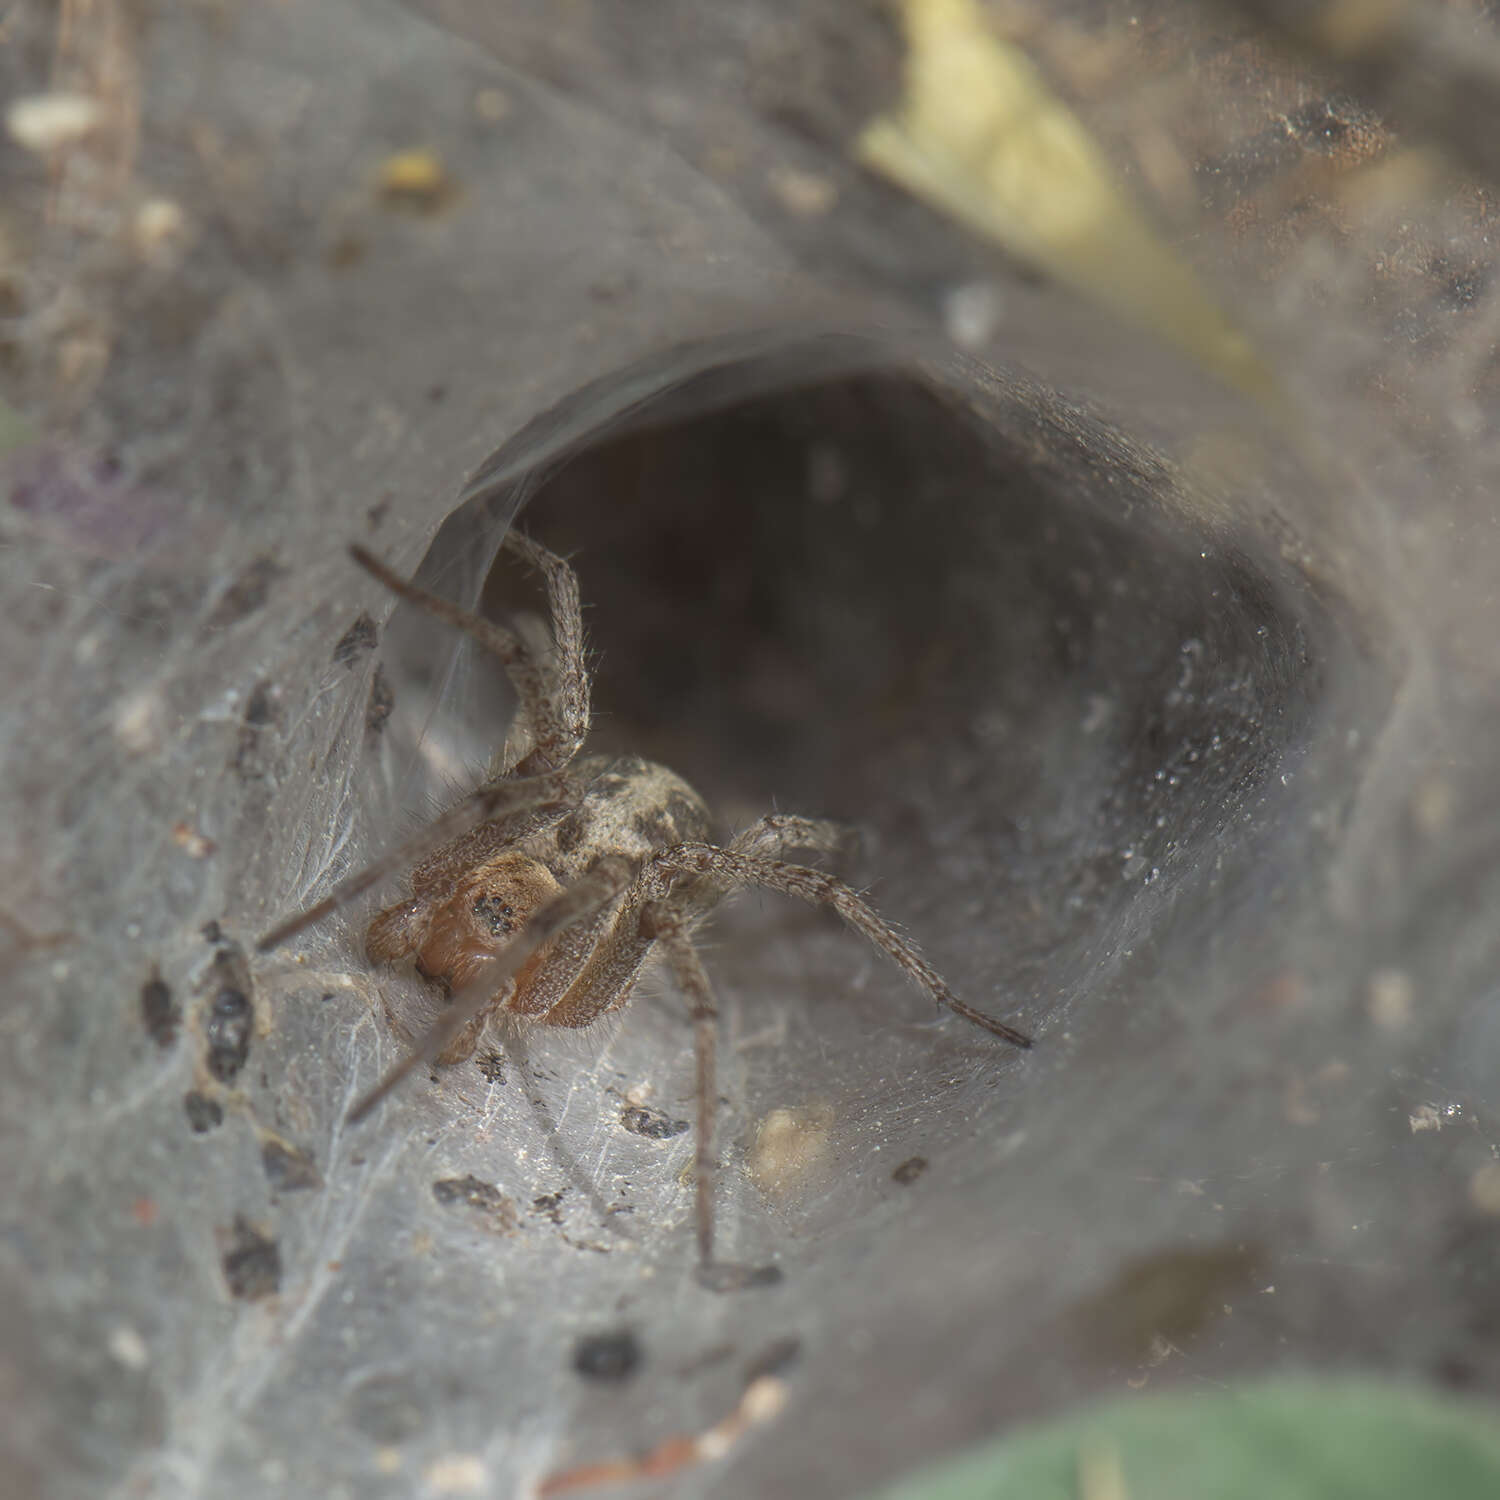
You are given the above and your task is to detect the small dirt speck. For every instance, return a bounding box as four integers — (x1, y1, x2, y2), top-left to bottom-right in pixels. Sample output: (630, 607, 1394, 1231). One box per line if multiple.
(620, 1104, 689, 1140)
(202, 943, 253, 1082)
(221, 1217, 281, 1300)
(140, 974, 179, 1048)
(365, 663, 395, 736)
(475, 1050, 506, 1085)
(234, 682, 281, 778)
(183, 1091, 223, 1133)
(205, 984, 252, 1083)
(531, 1190, 566, 1226)
(432, 1175, 517, 1231)
(891, 1156, 928, 1186)
(243, 681, 277, 726)
(332, 611, 378, 666)
(572, 1330, 641, 1382)
(208, 555, 281, 627)
(695, 1261, 783, 1293)
(262, 1138, 322, 1192)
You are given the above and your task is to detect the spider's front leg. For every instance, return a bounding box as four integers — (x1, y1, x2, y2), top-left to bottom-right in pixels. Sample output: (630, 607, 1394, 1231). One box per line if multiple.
(656, 843, 1035, 1049)
(348, 529, 589, 777)
(729, 812, 852, 861)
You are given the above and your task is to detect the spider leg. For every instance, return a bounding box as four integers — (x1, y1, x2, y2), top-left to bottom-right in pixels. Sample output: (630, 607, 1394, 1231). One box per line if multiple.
(655, 845, 1035, 1050)
(433, 980, 516, 1065)
(406, 800, 576, 900)
(584, 895, 777, 1289)
(646, 815, 851, 919)
(349, 544, 571, 775)
(729, 813, 851, 861)
(346, 854, 639, 1123)
(646, 919, 719, 1265)
(530, 853, 685, 1029)
(500, 530, 589, 775)
(529, 856, 792, 1286)
(256, 768, 583, 952)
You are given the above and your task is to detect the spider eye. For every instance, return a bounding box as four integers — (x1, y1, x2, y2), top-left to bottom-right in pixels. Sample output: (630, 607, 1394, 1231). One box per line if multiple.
(472, 894, 516, 937)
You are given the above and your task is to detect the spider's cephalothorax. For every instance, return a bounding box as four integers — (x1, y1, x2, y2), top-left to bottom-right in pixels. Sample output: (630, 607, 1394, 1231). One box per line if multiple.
(259, 528, 1031, 1285)
(366, 754, 713, 1049)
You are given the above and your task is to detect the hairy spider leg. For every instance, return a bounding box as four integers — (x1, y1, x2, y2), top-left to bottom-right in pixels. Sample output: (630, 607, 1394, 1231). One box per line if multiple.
(260, 528, 593, 954)
(255, 769, 584, 953)
(729, 813, 850, 860)
(349, 529, 588, 776)
(654, 844, 1035, 1050)
(649, 919, 719, 1263)
(499, 530, 589, 775)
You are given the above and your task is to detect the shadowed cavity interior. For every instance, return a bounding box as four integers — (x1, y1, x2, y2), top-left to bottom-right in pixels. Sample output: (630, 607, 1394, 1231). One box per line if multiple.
(479, 371, 1324, 1020)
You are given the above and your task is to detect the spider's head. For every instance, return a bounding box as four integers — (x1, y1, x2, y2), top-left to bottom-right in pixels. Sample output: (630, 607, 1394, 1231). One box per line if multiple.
(414, 851, 564, 994)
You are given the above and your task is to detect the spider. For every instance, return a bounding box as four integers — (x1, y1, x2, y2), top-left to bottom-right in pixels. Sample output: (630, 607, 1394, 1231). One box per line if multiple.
(259, 527, 1032, 1288)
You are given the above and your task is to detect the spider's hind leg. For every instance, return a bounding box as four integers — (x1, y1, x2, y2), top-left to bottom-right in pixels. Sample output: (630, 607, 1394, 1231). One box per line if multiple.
(644, 907, 782, 1292)
(641, 915, 720, 1266)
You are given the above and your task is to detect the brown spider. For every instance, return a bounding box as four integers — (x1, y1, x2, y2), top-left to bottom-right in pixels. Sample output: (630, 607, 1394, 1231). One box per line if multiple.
(259, 528, 1031, 1288)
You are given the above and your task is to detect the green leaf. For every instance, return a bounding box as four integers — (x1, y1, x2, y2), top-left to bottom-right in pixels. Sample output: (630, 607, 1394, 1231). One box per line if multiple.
(0, 398, 33, 458)
(872, 1380, 1500, 1500)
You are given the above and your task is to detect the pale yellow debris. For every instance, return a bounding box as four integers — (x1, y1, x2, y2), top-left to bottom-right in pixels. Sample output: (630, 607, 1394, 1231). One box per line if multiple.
(1469, 1161, 1500, 1216)
(424, 1453, 487, 1494)
(1366, 968, 1415, 1031)
(7, 93, 102, 152)
(746, 1104, 834, 1199)
(857, 0, 1272, 398)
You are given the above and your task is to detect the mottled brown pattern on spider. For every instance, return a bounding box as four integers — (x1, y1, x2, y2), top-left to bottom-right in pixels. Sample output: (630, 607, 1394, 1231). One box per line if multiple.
(259, 529, 1031, 1287)
(365, 754, 711, 1053)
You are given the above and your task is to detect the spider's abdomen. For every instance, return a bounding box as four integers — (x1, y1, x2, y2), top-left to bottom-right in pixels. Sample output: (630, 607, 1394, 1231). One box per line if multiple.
(531, 755, 713, 881)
